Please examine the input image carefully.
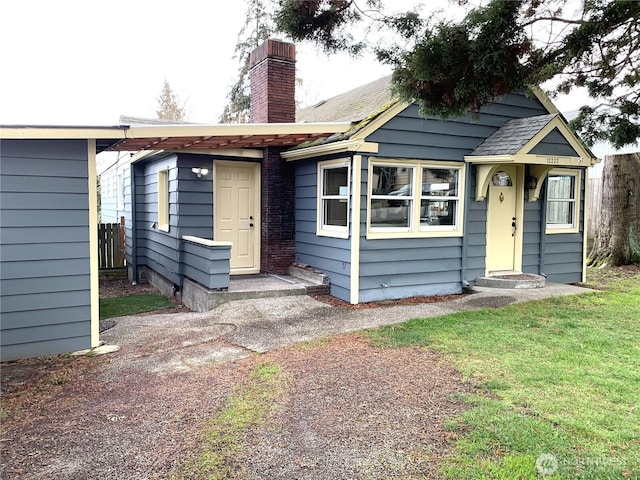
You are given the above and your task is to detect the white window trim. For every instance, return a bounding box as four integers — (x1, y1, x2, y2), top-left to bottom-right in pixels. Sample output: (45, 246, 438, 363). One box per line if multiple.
(158, 169, 169, 232)
(317, 159, 350, 239)
(545, 168, 581, 234)
(366, 159, 465, 239)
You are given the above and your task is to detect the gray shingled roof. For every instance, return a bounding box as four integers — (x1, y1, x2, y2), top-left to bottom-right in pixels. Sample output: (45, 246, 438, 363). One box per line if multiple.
(470, 113, 557, 156)
(296, 75, 397, 123)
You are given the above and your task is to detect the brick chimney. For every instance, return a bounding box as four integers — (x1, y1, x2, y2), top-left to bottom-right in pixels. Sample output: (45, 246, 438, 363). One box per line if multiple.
(249, 39, 297, 275)
(249, 39, 296, 123)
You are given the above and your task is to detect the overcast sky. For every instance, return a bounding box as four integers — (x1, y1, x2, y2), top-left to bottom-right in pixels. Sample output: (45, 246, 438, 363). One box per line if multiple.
(0, 0, 589, 126)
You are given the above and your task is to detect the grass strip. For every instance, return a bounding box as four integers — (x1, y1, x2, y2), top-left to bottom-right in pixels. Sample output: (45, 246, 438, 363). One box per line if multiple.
(99, 293, 173, 319)
(369, 276, 640, 479)
(176, 361, 288, 480)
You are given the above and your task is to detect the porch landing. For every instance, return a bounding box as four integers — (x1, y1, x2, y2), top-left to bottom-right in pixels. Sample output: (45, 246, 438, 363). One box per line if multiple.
(475, 273, 546, 289)
(181, 272, 329, 312)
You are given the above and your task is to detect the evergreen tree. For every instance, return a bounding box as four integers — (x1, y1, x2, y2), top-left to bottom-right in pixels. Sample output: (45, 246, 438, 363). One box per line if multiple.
(274, 0, 640, 147)
(156, 79, 186, 122)
(219, 0, 275, 123)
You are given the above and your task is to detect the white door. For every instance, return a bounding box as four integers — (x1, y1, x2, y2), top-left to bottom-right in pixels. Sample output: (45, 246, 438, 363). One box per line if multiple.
(485, 165, 520, 274)
(215, 162, 260, 274)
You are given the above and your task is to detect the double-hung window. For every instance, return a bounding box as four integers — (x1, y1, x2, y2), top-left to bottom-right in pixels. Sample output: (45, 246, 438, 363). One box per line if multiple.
(368, 160, 464, 238)
(370, 164, 414, 230)
(317, 160, 350, 238)
(546, 169, 580, 233)
(419, 166, 460, 230)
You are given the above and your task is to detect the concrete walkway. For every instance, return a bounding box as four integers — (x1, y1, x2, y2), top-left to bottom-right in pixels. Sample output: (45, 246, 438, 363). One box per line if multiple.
(99, 283, 593, 375)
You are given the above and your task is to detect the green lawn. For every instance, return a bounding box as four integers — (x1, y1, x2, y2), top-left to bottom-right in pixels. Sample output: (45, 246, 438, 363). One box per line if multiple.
(370, 274, 640, 479)
(99, 293, 173, 320)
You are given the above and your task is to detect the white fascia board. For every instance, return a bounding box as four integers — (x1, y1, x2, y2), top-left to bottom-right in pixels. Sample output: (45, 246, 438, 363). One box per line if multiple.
(125, 122, 352, 139)
(282, 139, 379, 161)
(0, 126, 127, 139)
(1, 122, 352, 141)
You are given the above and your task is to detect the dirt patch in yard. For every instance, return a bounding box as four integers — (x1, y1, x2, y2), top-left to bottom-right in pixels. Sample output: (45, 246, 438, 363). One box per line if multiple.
(234, 335, 472, 479)
(1, 334, 471, 479)
(99, 278, 158, 298)
(99, 278, 190, 315)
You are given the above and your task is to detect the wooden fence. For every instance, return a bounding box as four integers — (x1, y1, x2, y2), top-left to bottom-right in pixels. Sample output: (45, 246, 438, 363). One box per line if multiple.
(98, 216, 125, 269)
(587, 177, 602, 238)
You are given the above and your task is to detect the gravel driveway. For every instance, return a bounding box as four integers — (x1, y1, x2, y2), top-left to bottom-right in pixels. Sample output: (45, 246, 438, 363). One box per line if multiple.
(2, 279, 591, 479)
(1, 319, 470, 479)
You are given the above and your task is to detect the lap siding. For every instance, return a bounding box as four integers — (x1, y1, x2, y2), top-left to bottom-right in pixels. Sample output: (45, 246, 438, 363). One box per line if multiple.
(0, 139, 92, 361)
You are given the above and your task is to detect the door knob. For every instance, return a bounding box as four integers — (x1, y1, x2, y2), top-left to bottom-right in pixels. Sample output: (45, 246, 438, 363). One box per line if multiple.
(249, 223, 254, 227)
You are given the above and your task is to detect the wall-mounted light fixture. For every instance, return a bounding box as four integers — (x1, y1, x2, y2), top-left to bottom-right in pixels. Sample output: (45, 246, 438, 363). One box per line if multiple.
(191, 167, 209, 178)
(526, 176, 538, 189)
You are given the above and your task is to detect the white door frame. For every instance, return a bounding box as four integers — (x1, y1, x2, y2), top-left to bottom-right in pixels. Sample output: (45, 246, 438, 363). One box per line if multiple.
(214, 160, 261, 274)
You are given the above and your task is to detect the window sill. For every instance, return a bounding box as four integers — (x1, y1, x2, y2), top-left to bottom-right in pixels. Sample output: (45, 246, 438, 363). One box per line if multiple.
(158, 224, 170, 232)
(317, 228, 349, 239)
(366, 230, 463, 240)
(545, 226, 579, 234)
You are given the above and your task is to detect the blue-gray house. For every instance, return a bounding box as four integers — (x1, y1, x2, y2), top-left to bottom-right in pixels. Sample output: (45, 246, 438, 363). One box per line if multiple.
(100, 39, 597, 308)
(1, 38, 597, 360)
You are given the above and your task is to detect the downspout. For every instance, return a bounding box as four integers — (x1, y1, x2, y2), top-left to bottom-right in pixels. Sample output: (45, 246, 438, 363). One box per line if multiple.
(130, 162, 138, 285)
(460, 163, 471, 289)
(538, 181, 547, 277)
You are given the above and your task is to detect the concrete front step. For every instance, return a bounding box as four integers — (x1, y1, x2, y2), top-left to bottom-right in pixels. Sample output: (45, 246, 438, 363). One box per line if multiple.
(289, 264, 329, 285)
(475, 273, 546, 289)
(182, 273, 329, 312)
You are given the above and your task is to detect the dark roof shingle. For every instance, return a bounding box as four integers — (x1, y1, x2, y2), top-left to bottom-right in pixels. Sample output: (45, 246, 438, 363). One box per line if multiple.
(470, 114, 557, 156)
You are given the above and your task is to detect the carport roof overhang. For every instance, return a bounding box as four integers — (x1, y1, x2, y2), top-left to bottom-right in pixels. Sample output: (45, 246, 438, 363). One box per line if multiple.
(0, 122, 352, 153)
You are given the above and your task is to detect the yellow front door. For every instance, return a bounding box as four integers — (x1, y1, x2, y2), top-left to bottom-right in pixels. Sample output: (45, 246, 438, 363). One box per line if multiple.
(485, 165, 521, 274)
(214, 162, 260, 274)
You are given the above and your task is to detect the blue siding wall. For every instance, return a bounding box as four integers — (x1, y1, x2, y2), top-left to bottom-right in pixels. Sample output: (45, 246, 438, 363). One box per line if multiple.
(529, 129, 580, 157)
(129, 153, 215, 288)
(176, 154, 214, 239)
(522, 194, 542, 274)
(356, 93, 550, 299)
(465, 165, 487, 281)
(543, 172, 585, 283)
(135, 154, 181, 285)
(1, 139, 92, 361)
(295, 159, 352, 301)
(182, 240, 230, 290)
(367, 93, 550, 160)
